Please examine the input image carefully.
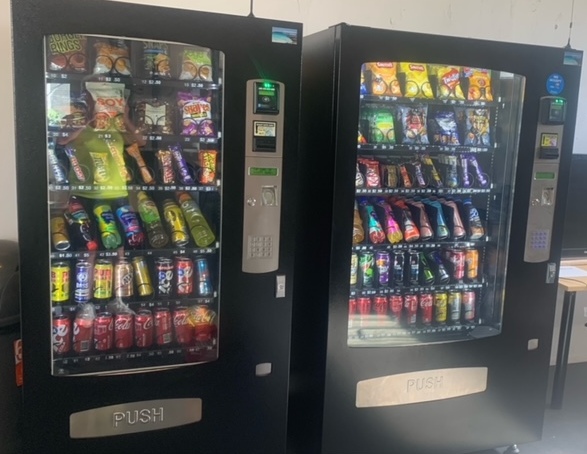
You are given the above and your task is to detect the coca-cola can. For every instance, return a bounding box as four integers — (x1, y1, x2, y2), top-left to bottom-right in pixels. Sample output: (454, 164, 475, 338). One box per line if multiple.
(373, 296, 388, 316)
(155, 308, 172, 345)
(52, 315, 71, 354)
(404, 294, 418, 326)
(93, 312, 114, 351)
(114, 312, 134, 350)
(419, 293, 434, 325)
(72, 313, 93, 353)
(155, 258, 174, 297)
(135, 310, 154, 348)
(357, 297, 371, 315)
(389, 295, 403, 324)
(175, 257, 194, 297)
(447, 249, 465, 281)
(173, 307, 192, 345)
(349, 297, 357, 315)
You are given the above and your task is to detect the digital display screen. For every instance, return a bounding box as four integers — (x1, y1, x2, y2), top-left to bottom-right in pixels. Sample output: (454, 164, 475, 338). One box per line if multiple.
(258, 89, 276, 97)
(249, 167, 279, 177)
(535, 172, 555, 180)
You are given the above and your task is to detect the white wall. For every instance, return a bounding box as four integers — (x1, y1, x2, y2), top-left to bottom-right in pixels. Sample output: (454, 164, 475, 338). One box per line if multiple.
(2, 0, 587, 240)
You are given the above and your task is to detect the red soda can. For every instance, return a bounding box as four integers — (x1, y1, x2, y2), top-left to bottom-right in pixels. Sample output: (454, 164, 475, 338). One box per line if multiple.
(419, 293, 434, 325)
(155, 308, 173, 345)
(357, 297, 371, 315)
(463, 291, 476, 323)
(389, 295, 403, 323)
(135, 310, 154, 348)
(447, 249, 465, 281)
(373, 296, 388, 316)
(72, 313, 93, 353)
(173, 306, 192, 345)
(404, 294, 418, 326)
(175, 257, 194, 297)
(52, 315, 71, 354)
(349, 297, 357, 315)
(114, 312, 134, 350)
(93, 312, 114, 351)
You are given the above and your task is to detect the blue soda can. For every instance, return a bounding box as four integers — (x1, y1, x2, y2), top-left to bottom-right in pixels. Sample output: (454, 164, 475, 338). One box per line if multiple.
(375, 251, 390, 287)
(74, 260, 91, 303)
(195, 257, 213, 297)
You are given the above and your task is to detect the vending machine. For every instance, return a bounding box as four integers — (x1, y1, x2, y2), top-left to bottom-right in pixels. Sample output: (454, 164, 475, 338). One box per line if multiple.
(12, 0, 301, 451)
(289, 24, 582, 454)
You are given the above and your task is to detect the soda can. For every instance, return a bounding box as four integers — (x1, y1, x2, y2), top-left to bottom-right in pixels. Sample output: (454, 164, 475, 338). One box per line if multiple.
(93, 260, 113, 301)
(465, 249, 479, 281)
(350, 252, 358, 287)
(52, 314, 71, 354)
(447, 249, 465, 281)
(50, 216, 70, 251)
(434, 292, 448, 324)
(357, 297, 371, 315)
(114, 258, 134, 298)
(154, 308, 173, 345)
(155, 258, 174, 297)
(173, 307, 192, 345)
(408, 251, 420, 285)
(195, 257, 213, 297)
(132, 256, 154, 297)
(419, 254, 435, 285)
(51, 262, 70, 303)
(375, 251, 390, 287)
(404, 294, 418, 326)
(72, 313, 93, 353)
(74, 260, 91, 304)
(359, 252, 375, 288)
(419, 293, 434, 325)
(135, 310, 154, 348)
(463, 291, 476, 323)
(389, 295, 403, 324)
(349, 297, 357, 315)
(393, 252, 405, 285)
(93, 312, 114, 351)
(427, 251, 450, 284)
(373, 296, 388, 316)
(448, 291, 462, 324)
(114, 312, 134, 350)
(175, 257, 194, 297)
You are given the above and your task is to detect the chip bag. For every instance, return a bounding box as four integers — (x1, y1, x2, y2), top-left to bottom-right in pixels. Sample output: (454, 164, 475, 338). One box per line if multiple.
(365, 62, 402, 97)
(459, 108, 491, 146)
(86, 82, 126, 131)
(46, 34, 88, 73)
(368, 109, 395, 144)
(93, 39, 131, 76)
(399, 105, 429, 144)
(428, 110, 460, 145)
(46, 83, 88, 129)
(464, 67, 493, 101)
(179, 47, 213, 81)
(141, 41, 171, 78)
(399, 62, 434, 99)
(433, 65, 465, 100)
(134, 97, 174, 135)
(177, 92, 214, 136)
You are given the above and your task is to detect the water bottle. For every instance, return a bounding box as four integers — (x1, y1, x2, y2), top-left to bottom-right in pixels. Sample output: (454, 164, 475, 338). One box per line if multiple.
(177, 192, 215, 247)
(136, 191, 169, 248)
(93, 202, 122, 249)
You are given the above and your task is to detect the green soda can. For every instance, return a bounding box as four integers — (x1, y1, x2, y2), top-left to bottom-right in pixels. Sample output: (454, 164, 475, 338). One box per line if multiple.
(359, 252, 375, 288)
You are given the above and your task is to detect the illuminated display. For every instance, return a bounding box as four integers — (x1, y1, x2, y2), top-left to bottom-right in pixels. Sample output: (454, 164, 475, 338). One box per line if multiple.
(535, 172, 555, 180)
(249, 167, 279, 176)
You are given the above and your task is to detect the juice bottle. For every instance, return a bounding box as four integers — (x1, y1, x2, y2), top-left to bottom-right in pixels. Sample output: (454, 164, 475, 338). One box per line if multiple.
(177, 192, 215, 248)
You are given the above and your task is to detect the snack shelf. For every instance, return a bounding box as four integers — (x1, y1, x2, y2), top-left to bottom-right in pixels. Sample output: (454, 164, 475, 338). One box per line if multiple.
(359, 94, 497, 107)
(48, 183, 219, 192)
(45, 72, 222, 91)
(352, 239, 486, 252)
(48, 129, 220, 145)
(50, 244, 219, 260)
(357, 143, 492, 153)
(350, 281, 484, 297)
(356, 187, 491, 196)
(53, 296, 217, 314)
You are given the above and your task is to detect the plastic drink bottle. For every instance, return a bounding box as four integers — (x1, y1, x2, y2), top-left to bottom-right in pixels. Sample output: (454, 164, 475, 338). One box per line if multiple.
(177, 192, 215, 248)
(64, 196, 98, 251)
(136, 191, 169, 248)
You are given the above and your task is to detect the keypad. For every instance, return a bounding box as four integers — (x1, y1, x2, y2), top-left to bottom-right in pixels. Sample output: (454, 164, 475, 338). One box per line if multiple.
(248, 235, 274, 259)
(530, 229, 549, 250)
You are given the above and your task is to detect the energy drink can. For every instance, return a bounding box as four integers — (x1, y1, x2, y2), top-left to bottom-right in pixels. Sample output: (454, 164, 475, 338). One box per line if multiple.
(155, 258, 174, 297)
(463, 291, 476, 322)
(375, 251, 390, 287)
(132, 256, 154, 297)
(74, 260, 91, 303)
(350, 252, 358, 287)
(448, 291, 462, 324)
(93, 260, 113, 301)
(419, 254, 435, 285)
(419, 293, 434, 325)
(114, 258, 134, 298)
(465, 249, 479, 281)
(408, 251, 420, 285)
(427, 251, 450, 284)
(393, 252, 405, 285)
(51, 262, 70, 303)
(404, 294, 418, 326)
(434, 292, 448, 324)
(195, 257, 213, 297)
(50, 216, 70, 251)
(360, 252, 375, 288)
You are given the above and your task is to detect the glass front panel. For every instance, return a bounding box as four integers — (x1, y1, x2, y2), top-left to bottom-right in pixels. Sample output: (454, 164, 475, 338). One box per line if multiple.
(349, 62, 524, 347)
(46, 34, 223, 375)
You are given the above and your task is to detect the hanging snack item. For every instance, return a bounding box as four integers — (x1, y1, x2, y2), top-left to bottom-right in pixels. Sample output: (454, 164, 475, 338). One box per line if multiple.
(177, 92, 214, 136)
(459, 108, 491, 146)
(140, 41, 171, 78)
(199, 150, 218, 185)
(399, 63, 434, 99)
(134, 98, 174, 135)
(179, 47, 213, 81)
(46, 83, 88, 129)
(358, 158, 381, 189)
(365, 62, 402, 97)
(463, 67, 493, 101)
(368, 109, 395, 144)
(356, 162, 365, 188)
(86, 82, 127, 131)
(399, 104, 429, 144)
(46, 34, 88, 73)
(428, 110, 460, 145)
(433, 65, 465, 100)
(93, 39, 132, 76)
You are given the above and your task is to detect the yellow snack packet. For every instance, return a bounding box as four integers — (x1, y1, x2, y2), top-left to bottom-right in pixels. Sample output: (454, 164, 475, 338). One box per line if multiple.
(434, 65, 465, 100)
(364, 62, 402, 96)
(399, 62, 434, 99)
(464, 67, 493, 101)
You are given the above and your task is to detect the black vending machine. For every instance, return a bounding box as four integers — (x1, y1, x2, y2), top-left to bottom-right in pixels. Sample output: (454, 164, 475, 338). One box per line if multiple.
(12, 0, 301, 452)
(289, 24, 581, 454)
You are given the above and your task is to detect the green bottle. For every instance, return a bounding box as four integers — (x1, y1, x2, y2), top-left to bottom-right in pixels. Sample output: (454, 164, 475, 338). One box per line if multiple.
(177, 192, 215, 247)
(136, 191, 169, 248)
(93, 203, 122, 249)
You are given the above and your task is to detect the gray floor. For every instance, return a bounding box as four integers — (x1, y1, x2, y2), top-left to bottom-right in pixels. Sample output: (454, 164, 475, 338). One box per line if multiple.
(473, 363, 587, 454)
